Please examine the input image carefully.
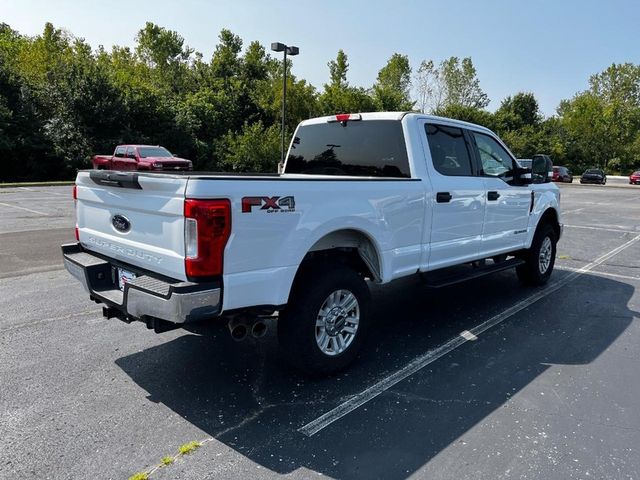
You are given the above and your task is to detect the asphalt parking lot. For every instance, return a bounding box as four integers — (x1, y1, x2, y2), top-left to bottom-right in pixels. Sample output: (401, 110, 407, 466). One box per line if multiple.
(1, 183, 639, 480)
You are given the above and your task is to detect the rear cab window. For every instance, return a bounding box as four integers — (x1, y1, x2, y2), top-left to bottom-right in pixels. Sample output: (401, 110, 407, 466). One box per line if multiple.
(285, 120, 411, 178)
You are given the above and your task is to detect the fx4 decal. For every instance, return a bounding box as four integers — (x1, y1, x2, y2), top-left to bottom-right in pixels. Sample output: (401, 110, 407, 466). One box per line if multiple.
(242, 196, 296, 213)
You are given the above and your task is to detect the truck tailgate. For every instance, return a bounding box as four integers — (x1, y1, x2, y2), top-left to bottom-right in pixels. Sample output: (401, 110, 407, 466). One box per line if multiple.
(76, 171, 189, 281)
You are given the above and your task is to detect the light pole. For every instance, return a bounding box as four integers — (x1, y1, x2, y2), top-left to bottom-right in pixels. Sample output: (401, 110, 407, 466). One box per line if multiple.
(271, 42, 299, 165)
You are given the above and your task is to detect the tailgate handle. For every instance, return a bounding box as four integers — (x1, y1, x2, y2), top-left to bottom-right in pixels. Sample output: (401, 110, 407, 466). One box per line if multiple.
(89, 171, 142, 190)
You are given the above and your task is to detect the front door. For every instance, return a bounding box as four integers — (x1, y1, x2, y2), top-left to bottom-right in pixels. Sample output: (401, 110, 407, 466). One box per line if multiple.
(470, 131, 531, 256)
(421, 122, 486, 270)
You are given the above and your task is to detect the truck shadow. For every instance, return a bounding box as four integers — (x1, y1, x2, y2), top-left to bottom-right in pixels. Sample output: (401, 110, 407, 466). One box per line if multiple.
(115, 271, 637, 479)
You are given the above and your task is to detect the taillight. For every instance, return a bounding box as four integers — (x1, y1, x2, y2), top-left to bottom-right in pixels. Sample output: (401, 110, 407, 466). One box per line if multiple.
(184, 199, 231, 278)
(73, 186, 78, 241)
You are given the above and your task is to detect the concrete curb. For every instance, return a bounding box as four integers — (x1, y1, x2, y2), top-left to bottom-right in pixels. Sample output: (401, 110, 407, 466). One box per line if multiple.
(0, 181, 74, 188)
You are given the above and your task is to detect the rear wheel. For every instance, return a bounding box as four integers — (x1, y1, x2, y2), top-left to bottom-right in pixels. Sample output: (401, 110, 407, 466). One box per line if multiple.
(516, 223, 557, 286)
(278, 262, 371, 375)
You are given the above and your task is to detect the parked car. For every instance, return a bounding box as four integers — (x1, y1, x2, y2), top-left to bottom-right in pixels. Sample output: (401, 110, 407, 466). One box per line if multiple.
(552, 166, 573, 183)
(630, 171, 640, 185)
(580, 168, 607, 185)
(63, 112, 561, 375)
(92, 145, 193, 171)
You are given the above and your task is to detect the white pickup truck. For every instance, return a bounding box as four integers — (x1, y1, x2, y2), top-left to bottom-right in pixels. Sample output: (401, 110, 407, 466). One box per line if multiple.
(62, 112, 561, 374)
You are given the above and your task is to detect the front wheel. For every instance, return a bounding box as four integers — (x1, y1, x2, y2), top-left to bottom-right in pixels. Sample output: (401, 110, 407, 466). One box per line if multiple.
(516, 223, 557, 286)
(278, 262, 371, 375)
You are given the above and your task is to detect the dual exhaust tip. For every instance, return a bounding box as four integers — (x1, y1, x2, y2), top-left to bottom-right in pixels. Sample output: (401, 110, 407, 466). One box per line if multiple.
(228, 318, 268, 341)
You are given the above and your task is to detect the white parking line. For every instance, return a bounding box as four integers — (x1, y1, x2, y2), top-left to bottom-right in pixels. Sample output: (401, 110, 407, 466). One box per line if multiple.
(557, 266, 640, 282)
(0, 201, 48, 216)
(563, 208, 586, 214)
(565, 224, 638, 234)
(298, 233, 640, 437)
(18, 186, 68, 197)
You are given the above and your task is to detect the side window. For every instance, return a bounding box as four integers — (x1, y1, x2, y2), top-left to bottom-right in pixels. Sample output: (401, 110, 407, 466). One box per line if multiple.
(115, 146, 126, 158)
(472, 132, 515, 179)
(425, 124, 473, 176)
(126, 147, 136, 158)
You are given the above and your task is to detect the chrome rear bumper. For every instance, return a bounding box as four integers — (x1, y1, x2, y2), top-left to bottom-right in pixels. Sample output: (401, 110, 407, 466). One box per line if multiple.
(62, 243, 221, 323)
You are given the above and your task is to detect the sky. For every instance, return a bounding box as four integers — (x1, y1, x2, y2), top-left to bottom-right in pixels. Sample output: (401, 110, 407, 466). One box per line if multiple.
(2, 0, 639, 116)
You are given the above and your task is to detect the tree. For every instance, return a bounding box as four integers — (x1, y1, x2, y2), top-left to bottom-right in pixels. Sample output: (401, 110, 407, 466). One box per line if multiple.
(433, 104, 495, 130)
(415, 56, 489, 112)
(318, 50, 375, 114)
(328, 49, 349, 88)
(495, 92, 541, 131)
(557, 63, 640, 172)
(219, 121, 280, 172)
(135, 22, 192, 70)
(414, 60, 444, 113)
(372, 53, 414, 110)
(557, 92, 609, 169)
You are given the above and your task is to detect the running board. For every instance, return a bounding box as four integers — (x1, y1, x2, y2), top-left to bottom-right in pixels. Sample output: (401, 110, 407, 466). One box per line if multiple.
(422, 258, 525, 288)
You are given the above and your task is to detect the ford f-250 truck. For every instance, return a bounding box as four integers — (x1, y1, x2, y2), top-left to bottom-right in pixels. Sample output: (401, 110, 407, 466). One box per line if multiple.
(63, 112, 561, 374)
(92, 145, 193, 171)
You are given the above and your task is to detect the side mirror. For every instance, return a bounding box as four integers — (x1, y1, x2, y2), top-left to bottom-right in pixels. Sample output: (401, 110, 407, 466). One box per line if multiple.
(532, 157, 552, 183)
(515, 166, 533, 185)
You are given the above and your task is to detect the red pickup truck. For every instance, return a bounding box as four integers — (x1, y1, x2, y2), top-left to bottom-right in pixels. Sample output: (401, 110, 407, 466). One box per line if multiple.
(92, 145, 193, 171)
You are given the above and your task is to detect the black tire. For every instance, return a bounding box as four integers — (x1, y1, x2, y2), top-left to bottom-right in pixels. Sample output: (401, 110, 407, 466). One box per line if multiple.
(516, 223, 557, 286)
(278, 262, 371, 375)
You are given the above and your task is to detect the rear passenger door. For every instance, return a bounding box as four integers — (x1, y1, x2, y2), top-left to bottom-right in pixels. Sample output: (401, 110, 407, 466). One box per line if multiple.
(421, 122, 486, 270)
(470, 131, 531, 256)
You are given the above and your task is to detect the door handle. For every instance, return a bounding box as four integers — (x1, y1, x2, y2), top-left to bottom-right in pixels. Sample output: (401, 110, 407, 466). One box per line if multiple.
(436, 192, 452, 203)
(487, 191, 500, 201)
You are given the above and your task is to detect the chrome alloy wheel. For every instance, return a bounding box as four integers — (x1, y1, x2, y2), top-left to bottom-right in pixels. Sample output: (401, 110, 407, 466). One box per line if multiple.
(315, 289, 360, 356)
(539, 236, 553, 274)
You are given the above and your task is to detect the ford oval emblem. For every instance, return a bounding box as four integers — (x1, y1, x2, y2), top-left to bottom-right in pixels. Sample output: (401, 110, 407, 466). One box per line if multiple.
(112, 214, 131, 233)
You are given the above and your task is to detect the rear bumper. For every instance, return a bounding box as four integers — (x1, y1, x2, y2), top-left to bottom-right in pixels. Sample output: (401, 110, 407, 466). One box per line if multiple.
(62, 243, 221, 323)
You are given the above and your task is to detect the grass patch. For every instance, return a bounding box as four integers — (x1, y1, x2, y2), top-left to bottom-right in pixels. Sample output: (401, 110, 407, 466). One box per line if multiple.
(128, 472, 149, 480)
(161, 456, 174, 466)
(178, 440, 201, 455)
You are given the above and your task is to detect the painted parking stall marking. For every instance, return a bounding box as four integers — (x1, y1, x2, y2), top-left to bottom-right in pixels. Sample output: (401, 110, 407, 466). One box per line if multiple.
(299, 233, 640, 437)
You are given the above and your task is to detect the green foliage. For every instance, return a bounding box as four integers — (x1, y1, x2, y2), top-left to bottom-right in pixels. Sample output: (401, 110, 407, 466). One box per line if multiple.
(1, 21, 639, 180)
(416, 57, 488, 112)
(372, 53, 414, 110)
(219, 121, 281, 172)
(495, 92, 541, 130)
(433, 104, 496, 130)
(160, 456, 174, 466)
(128, 472, 149, 480)
(318, 50, 376, 114)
